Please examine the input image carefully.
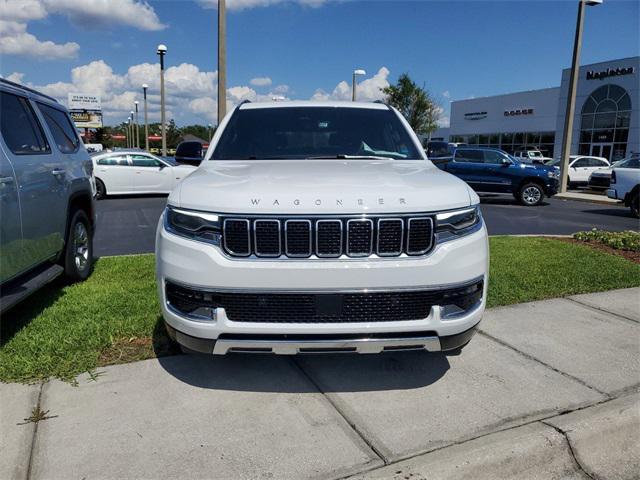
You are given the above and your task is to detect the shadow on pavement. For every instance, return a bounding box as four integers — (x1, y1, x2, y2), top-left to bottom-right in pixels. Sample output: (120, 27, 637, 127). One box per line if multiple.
(155, 345, 450, 394)
(478, 195, 550, 207)
(580, 207, 634, 219)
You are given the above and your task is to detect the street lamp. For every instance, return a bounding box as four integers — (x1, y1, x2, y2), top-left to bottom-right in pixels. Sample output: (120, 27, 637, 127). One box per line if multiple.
(134, 101, 140, 149)
(218, 0, 226, 124)
(559, 0, 603, 193)
(142, 84, 149, 151)
(208, 123, 213, 140)
(352, 69, 366, 102)
(157, 43, 168, 157)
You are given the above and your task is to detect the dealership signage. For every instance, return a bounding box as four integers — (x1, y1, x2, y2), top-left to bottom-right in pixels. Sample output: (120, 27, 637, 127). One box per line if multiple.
(586, 66, 635, 81)
(504, 108, 534, 117)
(464, 111, 487, 120)
(68, 93, 101, 111)
(70, 111, 103, 129)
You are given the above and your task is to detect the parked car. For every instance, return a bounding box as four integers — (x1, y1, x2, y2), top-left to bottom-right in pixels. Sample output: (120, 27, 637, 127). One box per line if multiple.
(156, 101, 488, 356)
(546, 156, 610, 187)
(607, 156, 640, 218)
(436, 147, 559, 206)
(0, 79, 95, 313)
(513, 149, 552, 164)
(91, 150, 196, 198)
(588, 155, 639, 190)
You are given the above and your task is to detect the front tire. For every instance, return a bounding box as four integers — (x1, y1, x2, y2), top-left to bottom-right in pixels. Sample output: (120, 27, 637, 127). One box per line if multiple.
(63, 209, 93, 282)
(630, 192, 640, 219)
(517, 182, 544, 206)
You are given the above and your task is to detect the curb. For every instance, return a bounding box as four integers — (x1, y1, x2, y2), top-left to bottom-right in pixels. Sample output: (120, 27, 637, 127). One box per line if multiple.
(554, 193, 622, 206)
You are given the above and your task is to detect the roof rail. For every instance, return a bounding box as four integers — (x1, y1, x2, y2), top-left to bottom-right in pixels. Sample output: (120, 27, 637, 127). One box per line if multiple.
(373, 99, 393, 111)
(0, 78, 59, 104)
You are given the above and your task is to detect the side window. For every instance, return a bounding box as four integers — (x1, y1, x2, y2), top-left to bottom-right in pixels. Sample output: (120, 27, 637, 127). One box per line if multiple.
(98, 155, 129, 166)
(37, 103, 80, 154)
(593, 159, 609, 167)
(0, 92, 50, 155)
(572, 158, 587, 168)
(131, 155, 161, 167)
(483, 150, 506, 164)
(455, 149, 483, 163)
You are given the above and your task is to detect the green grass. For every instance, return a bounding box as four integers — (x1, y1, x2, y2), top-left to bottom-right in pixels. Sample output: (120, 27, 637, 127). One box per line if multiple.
(1, 237, 639, 383)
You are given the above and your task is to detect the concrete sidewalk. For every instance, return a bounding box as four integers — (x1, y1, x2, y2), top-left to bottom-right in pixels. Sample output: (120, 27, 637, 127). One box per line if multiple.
(2, 288, 639, 480)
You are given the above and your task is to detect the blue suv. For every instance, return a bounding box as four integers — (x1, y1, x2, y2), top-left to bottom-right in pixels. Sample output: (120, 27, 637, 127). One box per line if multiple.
(437, 147, 559, 206)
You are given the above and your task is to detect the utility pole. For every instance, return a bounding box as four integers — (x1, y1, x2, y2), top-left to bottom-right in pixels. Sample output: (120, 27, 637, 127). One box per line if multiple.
(142, 84, 149, 151)
(559, 0, 603, 193)
(218, 0, 226, 124)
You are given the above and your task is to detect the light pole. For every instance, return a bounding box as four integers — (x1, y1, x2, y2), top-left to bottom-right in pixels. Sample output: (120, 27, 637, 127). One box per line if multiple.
(559, 0, 603, 193)
(127, 117, 132, 148)
(157, 44, 168, 157)
(352, 69, 366, 101)
(208, 123, 213, 140)
(142, 84, 149, 151)
(130, 111, 135, 149)
(218, 0, 226, 124)
(134, 101, 140, 149)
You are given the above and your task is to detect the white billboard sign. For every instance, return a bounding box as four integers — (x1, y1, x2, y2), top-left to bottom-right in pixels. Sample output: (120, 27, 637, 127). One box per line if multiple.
(68, 93, 101, 111)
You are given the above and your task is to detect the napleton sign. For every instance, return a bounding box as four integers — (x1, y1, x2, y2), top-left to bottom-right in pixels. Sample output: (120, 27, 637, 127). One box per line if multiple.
(586, 66, 635, 80)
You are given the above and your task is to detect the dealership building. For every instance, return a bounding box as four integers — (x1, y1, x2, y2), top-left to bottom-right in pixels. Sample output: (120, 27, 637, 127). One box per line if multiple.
(432, 56, 639, 162)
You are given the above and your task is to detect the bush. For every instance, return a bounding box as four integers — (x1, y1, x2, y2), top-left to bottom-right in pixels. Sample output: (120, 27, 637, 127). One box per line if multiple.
(573, 229, 640, 252)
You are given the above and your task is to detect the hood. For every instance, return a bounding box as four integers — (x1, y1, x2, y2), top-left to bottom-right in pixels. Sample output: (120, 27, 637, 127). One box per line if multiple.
(171, 159, 473, 214)
(515, 160, 557, 173)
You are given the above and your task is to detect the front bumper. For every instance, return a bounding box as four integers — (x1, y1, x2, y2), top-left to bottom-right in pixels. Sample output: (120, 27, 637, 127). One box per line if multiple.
(156, 213, 489, 354)
(607, 188, 619, 200)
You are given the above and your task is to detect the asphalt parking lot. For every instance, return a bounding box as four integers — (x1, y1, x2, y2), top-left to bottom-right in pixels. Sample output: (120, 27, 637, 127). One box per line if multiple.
(94, 194, 640, 257)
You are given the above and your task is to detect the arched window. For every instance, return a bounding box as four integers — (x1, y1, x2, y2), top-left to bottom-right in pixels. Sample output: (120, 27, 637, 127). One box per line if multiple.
(580, 85, 632, 161)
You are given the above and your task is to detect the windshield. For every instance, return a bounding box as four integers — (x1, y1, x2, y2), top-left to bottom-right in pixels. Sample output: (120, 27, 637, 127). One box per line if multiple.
(212, 106, 422, 160)
(529, 151, 543, 158)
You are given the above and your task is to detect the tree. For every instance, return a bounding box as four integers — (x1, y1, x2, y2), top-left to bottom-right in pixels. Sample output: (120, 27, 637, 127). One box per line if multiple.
(381, 73, 441, 137)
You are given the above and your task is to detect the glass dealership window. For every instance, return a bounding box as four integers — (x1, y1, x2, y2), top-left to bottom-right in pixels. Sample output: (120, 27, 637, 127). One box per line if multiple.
(580, 84, 632, 161)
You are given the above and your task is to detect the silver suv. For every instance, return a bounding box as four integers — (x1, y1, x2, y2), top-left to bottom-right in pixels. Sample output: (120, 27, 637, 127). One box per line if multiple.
(0, 79, 96, 312)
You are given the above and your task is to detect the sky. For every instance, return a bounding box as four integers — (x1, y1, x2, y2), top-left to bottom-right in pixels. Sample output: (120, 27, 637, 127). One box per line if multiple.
(1, 0, 638, 127)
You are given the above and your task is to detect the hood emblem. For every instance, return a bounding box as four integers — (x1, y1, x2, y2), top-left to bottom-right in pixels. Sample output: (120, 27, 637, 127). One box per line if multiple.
(250, 198, 407, 207)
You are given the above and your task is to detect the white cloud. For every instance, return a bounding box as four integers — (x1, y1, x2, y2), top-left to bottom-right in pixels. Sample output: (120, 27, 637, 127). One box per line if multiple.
(5, 72, 24, 83)
(0, 0, 47, 21)
(198, 0, 326, 11)
(311, 67, 390, 102)
(0, 20, 79, 59)
(272, 84, 289, 94)
(250, 76, 272, 87)
(44, 0, 165, 31)
(0, 0, 165, 61)
(442, 90, 450, 99)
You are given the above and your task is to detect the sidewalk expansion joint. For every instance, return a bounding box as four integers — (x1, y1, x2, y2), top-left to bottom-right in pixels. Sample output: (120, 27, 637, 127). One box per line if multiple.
(563, 297, 640, 325)
(289, 358, 389, 466)
(477, 330, 611, 398)
(541, 421, 597, 480)
(338, 394, 626, 480)
(25, 381, 45, 480)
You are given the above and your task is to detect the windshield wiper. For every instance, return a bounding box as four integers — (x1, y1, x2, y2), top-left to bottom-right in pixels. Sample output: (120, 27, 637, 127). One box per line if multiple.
(305, 154, 395, 160)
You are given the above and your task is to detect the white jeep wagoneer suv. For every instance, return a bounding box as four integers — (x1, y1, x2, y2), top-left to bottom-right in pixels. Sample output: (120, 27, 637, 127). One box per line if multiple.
(156, 101, 488, 355)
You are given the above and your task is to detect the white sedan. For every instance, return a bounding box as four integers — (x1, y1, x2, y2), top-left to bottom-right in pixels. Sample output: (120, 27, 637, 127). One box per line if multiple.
(91, 150, 197, 198)
(547, 155, 610, 186)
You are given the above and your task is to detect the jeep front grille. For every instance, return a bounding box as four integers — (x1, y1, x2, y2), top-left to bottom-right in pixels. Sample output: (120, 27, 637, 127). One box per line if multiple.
(221, 215, 434, 259)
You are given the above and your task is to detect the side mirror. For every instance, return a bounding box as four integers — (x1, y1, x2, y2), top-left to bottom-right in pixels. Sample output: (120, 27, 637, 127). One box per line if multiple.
(501, 158, 512, 166)
(175, 141, 204, 166)
(158, 163, 166, 170)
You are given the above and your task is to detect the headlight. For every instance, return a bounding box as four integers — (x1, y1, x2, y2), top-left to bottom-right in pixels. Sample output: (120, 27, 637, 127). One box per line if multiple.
(164, 206, 221, 245)
(435, 205, 482, 243)
(548, 170, 559, 178)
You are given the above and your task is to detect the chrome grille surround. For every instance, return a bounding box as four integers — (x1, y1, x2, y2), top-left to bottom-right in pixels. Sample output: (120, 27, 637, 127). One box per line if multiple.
(221, 214, 436, 260)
